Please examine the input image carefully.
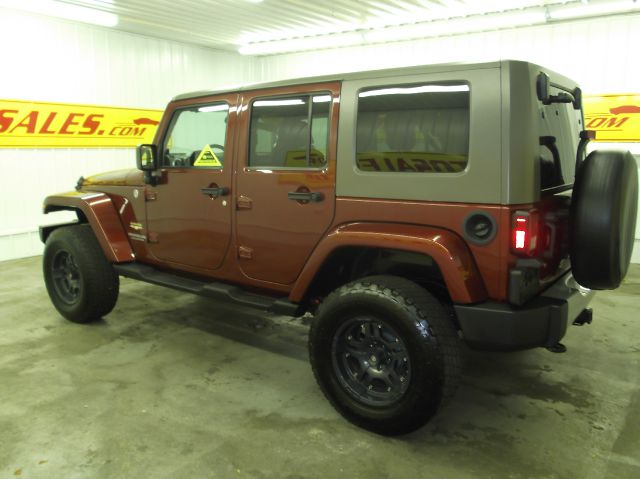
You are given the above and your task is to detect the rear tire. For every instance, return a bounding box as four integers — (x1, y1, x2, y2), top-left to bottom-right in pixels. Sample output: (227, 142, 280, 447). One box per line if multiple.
(570, 150, 638, 289)
(309, 276, 461, 436)
(43, 224, 119, 323)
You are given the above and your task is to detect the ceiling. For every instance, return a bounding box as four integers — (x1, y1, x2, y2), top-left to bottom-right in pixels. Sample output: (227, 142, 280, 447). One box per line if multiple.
(4, 0, 639, 54)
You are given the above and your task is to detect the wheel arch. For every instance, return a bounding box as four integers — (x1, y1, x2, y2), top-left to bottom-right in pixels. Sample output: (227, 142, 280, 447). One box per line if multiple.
(42, 191, 134, 263)
(291, 222, 487, 306)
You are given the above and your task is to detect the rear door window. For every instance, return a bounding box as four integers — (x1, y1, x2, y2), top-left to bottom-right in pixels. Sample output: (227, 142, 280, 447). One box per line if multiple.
(249, 94, 331, 169)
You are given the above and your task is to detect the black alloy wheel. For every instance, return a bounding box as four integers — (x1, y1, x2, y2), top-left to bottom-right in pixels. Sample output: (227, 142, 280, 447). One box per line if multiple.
(50, 249, 82, 305)
(43, 224, 119, 323)
(332, 317, 411, 407)
(309, 275, 462, 436)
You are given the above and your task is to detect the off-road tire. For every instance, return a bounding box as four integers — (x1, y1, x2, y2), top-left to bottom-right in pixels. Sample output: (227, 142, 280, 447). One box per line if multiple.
(43, 224, 119, 323)
(570, 150, 638, 289)
(309, 275, 462, 436)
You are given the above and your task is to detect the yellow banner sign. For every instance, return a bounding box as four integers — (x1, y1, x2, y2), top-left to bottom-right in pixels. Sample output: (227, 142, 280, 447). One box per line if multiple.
(584, 94, 640, 142)
(3, 94, 637, 148)
(0, 99, 162, 148)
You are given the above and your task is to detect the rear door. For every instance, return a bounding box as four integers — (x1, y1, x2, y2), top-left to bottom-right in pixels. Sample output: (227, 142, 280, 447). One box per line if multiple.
(235, 83, 340, 285)
(145, 94, 237, 271)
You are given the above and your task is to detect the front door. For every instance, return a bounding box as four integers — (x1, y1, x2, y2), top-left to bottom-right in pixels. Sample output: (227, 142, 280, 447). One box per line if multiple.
(235, 83, 340, 285)
(146, 95, 237, 271)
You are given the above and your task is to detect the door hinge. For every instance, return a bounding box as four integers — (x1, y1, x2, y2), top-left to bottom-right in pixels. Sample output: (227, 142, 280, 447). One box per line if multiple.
(145, 190, 158, 202)
(237, 195, 252, 210)
(238, 245, 253, 259)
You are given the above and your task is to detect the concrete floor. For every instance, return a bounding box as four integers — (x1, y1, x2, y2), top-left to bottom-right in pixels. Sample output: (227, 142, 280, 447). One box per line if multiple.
(0, 257, 639, 479)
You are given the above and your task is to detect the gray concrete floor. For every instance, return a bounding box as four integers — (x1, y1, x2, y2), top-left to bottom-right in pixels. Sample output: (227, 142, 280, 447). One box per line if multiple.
(0, 256, 639, 479)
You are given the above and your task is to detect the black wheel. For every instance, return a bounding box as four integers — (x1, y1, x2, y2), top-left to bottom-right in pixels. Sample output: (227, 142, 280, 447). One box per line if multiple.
(309, 276, 462, 435)
(570, 150, 638, 289)
(43, 224, 119, 323)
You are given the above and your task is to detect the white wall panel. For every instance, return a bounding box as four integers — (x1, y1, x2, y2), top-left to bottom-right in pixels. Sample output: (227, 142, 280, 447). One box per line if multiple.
(0, 10, 255, 107)
(0, 148, 134, 261)
(0, 10, 256, 261)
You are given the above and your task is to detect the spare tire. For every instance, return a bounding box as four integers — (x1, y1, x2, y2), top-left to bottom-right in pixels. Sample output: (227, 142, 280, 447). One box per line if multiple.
(570, 150, 638, 289)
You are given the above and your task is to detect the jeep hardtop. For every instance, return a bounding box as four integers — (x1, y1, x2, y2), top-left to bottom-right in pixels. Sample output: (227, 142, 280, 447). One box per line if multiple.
(41, 60, 638, 435)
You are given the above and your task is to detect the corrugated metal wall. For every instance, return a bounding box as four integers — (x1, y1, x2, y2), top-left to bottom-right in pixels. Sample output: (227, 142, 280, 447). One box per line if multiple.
(255, 14, 640, 262)
(0, 10, 255, 261)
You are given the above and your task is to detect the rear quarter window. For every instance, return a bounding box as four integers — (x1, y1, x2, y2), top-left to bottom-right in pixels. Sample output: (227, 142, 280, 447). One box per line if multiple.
(356, 83, 470, 173)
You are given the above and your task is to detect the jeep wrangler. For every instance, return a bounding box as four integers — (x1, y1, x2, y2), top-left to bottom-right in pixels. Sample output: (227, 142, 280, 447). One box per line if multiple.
(40, 60, 638, 435)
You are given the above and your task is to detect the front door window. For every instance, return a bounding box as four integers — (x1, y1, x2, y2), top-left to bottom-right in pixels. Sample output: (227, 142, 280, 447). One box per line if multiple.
(163, 103, 229, 168)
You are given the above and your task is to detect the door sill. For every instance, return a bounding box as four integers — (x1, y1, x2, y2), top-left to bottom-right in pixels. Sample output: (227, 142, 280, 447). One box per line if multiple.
(114, 263, 301, 316)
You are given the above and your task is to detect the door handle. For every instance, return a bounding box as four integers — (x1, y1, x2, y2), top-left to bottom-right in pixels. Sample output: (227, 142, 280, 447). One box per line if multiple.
(288, 191, 324, 203)
(201, 186, 229, 197)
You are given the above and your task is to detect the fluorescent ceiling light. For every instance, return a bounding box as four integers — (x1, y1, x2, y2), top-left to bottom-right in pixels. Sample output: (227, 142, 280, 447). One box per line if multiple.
(239, 9, 547, 55)
(198, 104, 229, 113)
(254, 99, 306, 107)
(239, 31, 364, 55)
(312, 95, 332, 103)
(237, 1, 636, 56)
(548, 0, 640, 20)
(360, 85, 470, 98)
(0, 0, 118, 27)
(366, 10, 546, 43)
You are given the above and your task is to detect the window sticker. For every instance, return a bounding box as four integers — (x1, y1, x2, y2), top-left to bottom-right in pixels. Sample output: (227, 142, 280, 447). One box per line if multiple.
(193, 144, 222, 167)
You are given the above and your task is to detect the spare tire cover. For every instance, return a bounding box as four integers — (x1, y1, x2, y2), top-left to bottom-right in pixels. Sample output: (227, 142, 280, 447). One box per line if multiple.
(570, 150, 638, 289)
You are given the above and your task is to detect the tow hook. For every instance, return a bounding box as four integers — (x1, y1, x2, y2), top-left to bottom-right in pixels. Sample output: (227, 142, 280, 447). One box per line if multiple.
(573, 308, 593, 326)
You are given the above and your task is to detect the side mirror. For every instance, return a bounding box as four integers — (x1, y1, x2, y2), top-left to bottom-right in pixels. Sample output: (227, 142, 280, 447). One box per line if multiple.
(136, 144, 157, 171)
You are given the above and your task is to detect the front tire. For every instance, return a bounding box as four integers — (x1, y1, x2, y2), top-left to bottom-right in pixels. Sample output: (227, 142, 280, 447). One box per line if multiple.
(43, 224, 119, 323)
(309, 276, 461, 435)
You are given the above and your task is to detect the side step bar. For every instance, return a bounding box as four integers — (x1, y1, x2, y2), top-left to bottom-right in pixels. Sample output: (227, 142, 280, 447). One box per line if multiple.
(114, 263, 301, 317)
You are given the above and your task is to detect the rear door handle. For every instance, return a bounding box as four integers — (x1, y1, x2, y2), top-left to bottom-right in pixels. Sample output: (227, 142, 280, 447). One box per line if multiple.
(201, 187, 229, 197)
(288, 191, 324, 202)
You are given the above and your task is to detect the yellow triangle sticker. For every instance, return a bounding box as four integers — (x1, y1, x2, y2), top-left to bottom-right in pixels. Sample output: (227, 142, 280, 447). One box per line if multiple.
(193, 145, 222, 167)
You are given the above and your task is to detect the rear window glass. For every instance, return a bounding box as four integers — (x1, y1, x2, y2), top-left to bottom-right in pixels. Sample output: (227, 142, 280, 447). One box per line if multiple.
(538, 92, 581, 190)
(356, 83, 470, 173)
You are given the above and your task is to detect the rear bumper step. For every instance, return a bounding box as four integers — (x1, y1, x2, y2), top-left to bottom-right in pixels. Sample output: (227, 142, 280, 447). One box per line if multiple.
(114, 263, 300, 316)
(454, 271, 594, 351)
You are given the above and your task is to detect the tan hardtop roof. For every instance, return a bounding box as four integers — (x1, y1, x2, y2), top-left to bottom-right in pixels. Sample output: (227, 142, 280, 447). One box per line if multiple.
(172, 59, 507, 102)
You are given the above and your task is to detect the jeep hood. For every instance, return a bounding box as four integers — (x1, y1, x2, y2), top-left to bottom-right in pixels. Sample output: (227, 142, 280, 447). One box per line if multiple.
(81, 169, 144, 188)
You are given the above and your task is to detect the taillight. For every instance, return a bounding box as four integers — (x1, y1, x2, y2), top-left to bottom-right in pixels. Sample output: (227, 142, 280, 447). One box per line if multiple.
(511, 210, 539, 256)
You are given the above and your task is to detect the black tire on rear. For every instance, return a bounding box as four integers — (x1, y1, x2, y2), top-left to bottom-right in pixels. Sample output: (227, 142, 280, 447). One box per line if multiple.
(309, 275, 462, 436)
(43, 224, 119, 323)
(570, 150, 638, 289)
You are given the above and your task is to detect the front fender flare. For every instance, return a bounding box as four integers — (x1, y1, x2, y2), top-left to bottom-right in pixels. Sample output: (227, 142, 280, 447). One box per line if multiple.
(291, 223, 487, 304)
(43, 191, 134, 263)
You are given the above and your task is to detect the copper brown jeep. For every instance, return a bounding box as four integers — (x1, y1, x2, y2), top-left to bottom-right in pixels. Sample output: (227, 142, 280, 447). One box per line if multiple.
(41, 60, 638, 435)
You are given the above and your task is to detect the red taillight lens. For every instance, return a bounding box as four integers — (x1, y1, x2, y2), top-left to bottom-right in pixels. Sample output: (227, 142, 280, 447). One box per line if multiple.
(514, 218, 528, 250)
(512, 210, 539, 255)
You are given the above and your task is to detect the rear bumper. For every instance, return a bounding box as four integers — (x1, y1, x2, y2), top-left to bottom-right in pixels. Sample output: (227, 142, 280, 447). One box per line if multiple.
(454, 271, 594, 351)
